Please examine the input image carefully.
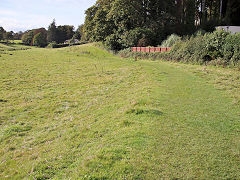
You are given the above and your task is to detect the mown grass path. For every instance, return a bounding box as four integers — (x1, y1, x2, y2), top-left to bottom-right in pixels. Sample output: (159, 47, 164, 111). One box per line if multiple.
(0, 44, 239, 179)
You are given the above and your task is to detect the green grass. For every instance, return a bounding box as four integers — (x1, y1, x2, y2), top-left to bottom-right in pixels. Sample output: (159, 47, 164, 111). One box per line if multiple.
(0, 40, 22, 44)
(0, 42, 31, 54)
(0, 44, 239, 179)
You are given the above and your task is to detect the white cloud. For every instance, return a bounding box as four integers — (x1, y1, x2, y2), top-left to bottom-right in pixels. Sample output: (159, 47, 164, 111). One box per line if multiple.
(0, 0, 96, 32)
(0, 9, 17, 16)
(0, 15, 51, 32)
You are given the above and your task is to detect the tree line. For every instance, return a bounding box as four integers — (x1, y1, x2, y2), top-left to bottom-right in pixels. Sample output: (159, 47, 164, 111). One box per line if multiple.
(21, 20, 78, 47)
(1, 0, 239, 49)
(82, 0, 240, 50)
(1, 20, 82, 47)
(0, 27, 23, 42)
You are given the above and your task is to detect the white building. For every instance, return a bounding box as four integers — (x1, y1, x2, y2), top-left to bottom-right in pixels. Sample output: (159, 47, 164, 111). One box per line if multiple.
(216, 26, 240, 34)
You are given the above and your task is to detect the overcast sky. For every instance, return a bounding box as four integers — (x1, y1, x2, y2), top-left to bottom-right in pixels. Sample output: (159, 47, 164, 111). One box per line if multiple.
(0, 0, 96, 32)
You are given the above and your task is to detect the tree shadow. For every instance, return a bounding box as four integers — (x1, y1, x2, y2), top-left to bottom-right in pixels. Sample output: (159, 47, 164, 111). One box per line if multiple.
(126, 108, 163, 116)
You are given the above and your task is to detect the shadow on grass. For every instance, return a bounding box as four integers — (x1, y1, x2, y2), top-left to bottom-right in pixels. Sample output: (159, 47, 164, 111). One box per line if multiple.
(0, 99, 8, 102)
(126, 108, 163, 116)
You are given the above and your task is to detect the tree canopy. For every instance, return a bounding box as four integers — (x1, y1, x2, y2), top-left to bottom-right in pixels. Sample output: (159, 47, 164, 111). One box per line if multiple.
(47, 20, 75, 43)
(0, 27, 6, 41)
(33, 32, 47, 47)
(83, 0, 240, 50)
(22, 28, 47, 46)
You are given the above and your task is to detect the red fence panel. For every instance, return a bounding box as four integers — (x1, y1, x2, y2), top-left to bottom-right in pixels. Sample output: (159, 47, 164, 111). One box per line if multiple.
(141, 47, 146, 52)
(150, 47, 155, 52)
(131, 47, 171, 53)
(155, 47, 161, 52)
(161, 48, 166, 52)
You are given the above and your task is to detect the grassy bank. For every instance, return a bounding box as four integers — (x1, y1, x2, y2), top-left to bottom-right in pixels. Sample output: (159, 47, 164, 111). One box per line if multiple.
(0, 44, 239, 179)
(0, 43, 31, 54)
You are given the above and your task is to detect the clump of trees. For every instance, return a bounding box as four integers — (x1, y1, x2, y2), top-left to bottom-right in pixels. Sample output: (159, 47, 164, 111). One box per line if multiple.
(0, 27, 5, 41)
(82, 0, 240, 50)
(22, 28, 47, 46)
(0, 27, 23, 42)
(21, 20, 77, 47)
(47, 19, 75, 44)
(33, 32, 47, 47)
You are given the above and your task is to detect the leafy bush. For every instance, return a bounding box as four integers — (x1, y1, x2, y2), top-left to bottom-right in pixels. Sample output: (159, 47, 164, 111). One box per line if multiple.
(223, 33, 240, 66)
(105, 28, 153, 50)
(119, 30, 240, 68)
(33, 32, 47, 47)
(169, 30, 240, 67)
(22, 31, 34, 45)
(47, 41, 57, 48)
(160, 34, 181, 47)
(120, 28, 152, 48)
(205, 30, 230, 59)
(105, 33, 122, 51)
(118, 48, 131, 58)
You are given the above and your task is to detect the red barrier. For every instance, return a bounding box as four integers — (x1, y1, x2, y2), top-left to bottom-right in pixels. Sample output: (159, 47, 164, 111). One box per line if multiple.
(150, 47, 155, 52)
(161, 48, 166, 52)
(131, 47, 171, 53)
(155, 47, 161, 52)
(141, 47, 146, 52)
(145, 47, 150, 53)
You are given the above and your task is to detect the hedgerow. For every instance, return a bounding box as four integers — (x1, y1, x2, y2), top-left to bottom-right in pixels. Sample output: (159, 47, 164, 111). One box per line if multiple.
(119, 30, 240, 68)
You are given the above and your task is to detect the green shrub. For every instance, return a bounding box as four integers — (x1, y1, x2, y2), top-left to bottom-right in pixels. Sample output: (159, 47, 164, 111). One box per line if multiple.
(120, 28, 152, 48)
(204, 30, 230, 59)
(118, 48, 131, 58)
(22, 31, 34, 45)
(160, 34, 181, 48)
(223, 33, 240, 66)
(169, 29, 239, 66)
(105, 33, 122, 51)
(33, 32, 47, 47)
(105, 28, 154, 50)
(47, 41, 57, 48)
(118, 30, 240, 68)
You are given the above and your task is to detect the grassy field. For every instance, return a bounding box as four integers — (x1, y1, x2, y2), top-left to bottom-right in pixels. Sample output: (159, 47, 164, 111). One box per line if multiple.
(0, 43, 239, 179)
(0, 42, 31, 54)
(0, 40, 22, 44)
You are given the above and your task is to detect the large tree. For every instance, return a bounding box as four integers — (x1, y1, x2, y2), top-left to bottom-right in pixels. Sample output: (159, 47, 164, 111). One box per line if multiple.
(47, 19, 58, 43)
(22, 31, 34, 45)
(4, 31, 14, 42)
(0, 27, 6, 41)
(84, 0, 178, 48)
(57, 25, 74, 43)
(83, 0, 240, 50)
(33, 32, 47, 47)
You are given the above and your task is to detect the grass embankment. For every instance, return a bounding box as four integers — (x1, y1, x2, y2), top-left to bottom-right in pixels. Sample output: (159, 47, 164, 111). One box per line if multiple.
(0, 44, 239, 179)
